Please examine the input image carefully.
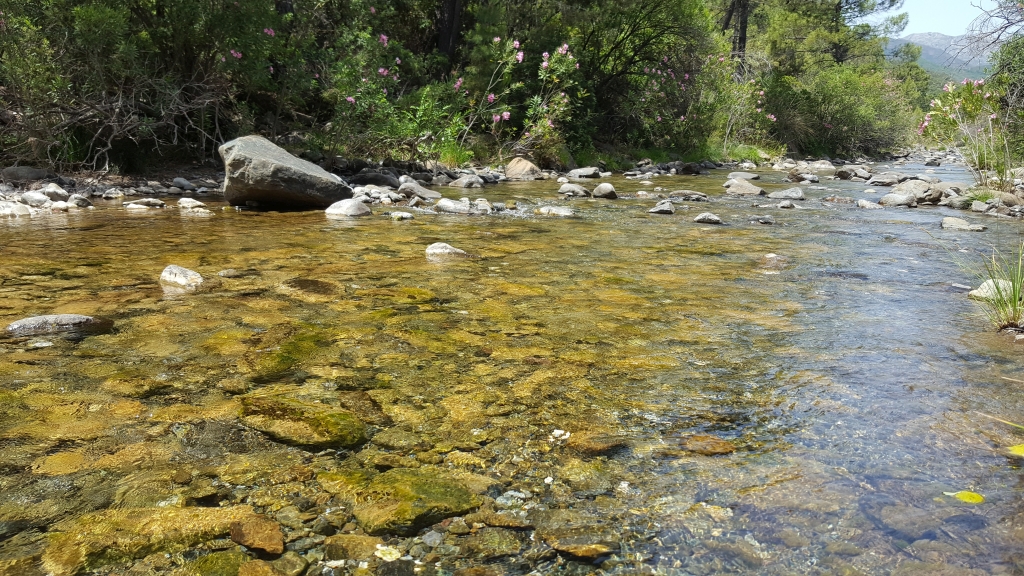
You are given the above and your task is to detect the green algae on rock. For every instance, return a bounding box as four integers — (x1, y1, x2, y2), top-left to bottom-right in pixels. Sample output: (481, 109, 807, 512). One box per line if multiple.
(41, 506, 256, 576)
(178, 547, 252, 576)
(353, 467, 482, 535)
(239, 391, 366, 449)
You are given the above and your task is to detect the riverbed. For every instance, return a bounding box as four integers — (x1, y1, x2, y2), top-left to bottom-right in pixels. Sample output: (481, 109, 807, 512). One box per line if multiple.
(2, 162, 1023, 575)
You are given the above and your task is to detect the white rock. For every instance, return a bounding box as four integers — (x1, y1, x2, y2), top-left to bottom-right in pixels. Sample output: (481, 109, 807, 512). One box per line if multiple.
(425, 242, 468, 259)
(178, 198, 206, 209)
(856, 199, 883, 210)
(941, 217, 986, 231)
(694, 212, 723, 224)
(537, 206, 576, 217)
(970, 279, 1015, 300)
(160, 265, 204, 290)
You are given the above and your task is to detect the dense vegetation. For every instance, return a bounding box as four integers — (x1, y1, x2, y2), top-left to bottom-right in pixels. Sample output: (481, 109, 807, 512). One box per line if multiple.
(0, 0, 1007, 172)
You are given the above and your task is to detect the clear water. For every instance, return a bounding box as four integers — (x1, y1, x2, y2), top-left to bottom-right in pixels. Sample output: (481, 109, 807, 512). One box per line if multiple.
(2, 163, 1023, 575)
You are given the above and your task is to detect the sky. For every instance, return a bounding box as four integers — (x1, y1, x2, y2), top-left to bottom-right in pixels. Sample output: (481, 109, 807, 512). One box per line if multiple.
(892, 0, 998, 37)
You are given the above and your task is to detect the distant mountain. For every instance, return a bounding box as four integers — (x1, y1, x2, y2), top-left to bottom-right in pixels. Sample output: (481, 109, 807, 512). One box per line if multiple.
(888, 32, 996, 79)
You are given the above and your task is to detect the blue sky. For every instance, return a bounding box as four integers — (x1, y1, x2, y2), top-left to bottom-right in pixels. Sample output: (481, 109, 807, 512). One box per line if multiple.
(893, 0, 996, 36)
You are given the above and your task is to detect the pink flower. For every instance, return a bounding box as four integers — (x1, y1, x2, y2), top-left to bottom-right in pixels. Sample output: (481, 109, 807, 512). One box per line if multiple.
(516, 51, 523, 63)
(487, 93, 495, 103)
(379, 34, 388, 46)
(315, 73, 319, 78)
(264, 28, 275, 36)
(502, 111, 510, 120)
(679, 115, 685, 121)
(547, 119, 554, 127)
(493, 36, 501, 43)
(513, 40, 520, 49)
(756, 108, 762, 113)
(656, 116, 662, 122)
(230, 50, 242, 59)
(542, 52, 549, 60)
(575, 62, 578, 69)
(269, 66, 273, 72)
(542, 61, 548, 69)
(221, 56, 226, 62)
(454, 77, 463, 91)
(991, 113, 998, 119)
(684, 74, 689, 80)
(759, 91, 764, 96)
(492, 114, 501, 123)
(370, 6, 376, 13)
(383, 88, 387, 95)
(378, 67, 388, 76)
(346, 96, 355, 104)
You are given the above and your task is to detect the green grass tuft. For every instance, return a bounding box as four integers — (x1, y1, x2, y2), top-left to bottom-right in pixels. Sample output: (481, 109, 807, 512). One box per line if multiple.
(973, 241, 1024, 331)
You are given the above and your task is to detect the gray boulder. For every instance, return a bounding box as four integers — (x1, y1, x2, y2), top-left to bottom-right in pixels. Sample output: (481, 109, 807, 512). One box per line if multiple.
(2, 166, 55, 183)
(592, 183, 617, 199)
(879, 193, 916, 207)
(67, 194, 92, 207)
(893, 180, 940, 204)
(326, 198, 372, 218)
(971, 201, 991, 213)
(348, 171, 401, 189)
(559, 184, 590, 197)
(219, 135, 352, 209)
(648, 200, 675, 214)
(6, 314, 113, 336)
(568, 167, 601, 179)
(172, 177, 196, 191)
(941, 217, 986, 231)
(40, 183, 69, 201)
(725, 178, 766, 196)
(20, 191, 51, 207)
(435, 198, 474, 214)
(868, 173, 901, 187)
(398, 181, 442, 200)
(856, 199, 883, 210)
(970, 279, 1013, 300)
(768, 188, 804, 200)
(669, 190, 709, 202)
(694, 212, 723, 224)
(449, 175, 484, 188)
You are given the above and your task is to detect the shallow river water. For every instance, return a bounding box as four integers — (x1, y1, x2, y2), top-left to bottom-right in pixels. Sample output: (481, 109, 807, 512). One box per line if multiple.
(2, 162, 1024, 576)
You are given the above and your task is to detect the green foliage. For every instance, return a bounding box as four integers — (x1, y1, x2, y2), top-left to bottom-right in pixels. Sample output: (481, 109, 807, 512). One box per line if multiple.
(923, 79, 1015, 189)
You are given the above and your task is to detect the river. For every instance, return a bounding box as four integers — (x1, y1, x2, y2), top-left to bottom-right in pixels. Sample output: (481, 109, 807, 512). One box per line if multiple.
(1, 161, 1022, 575)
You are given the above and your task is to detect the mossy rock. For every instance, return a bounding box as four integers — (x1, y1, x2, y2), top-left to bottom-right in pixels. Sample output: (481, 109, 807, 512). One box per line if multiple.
(353, 467, 481, 535)
(317, 468, 375, 505)
(41, 506, 256, 576)
(240, 392, 366, 449)
(180, 548, 251, 576)
(238, 324, 331, 381)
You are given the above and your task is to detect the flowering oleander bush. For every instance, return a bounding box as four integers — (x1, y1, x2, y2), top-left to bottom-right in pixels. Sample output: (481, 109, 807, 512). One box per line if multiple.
(923, 79, 1014, 189)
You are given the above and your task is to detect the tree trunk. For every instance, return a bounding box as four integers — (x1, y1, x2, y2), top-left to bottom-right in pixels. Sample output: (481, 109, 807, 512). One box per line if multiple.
(438, 0, 463, 61)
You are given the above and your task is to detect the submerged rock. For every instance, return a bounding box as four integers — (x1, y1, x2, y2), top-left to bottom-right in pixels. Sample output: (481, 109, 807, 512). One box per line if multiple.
(537, 206, 576, 217)
(857, 199, 883, 210)
(728, 171, 759, 180)
(426, 242, 470, 260)
(41, 506, 257, 576)
(353, 467, 481, 535)
(219, 135, 352, 209)
(682, 434, 735, 455)
(240, 391, 366, 449)
(768, 187, 804, 200)
(559, 183, 590, 197)
(5, 314, 113, 336)
(724, 178, 765, 196)
(230, 514, 284, 554)
(694, 212, 723, 225)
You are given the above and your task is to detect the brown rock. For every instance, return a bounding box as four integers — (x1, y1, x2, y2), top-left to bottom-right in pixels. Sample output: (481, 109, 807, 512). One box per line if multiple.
(323, 534, 384, 560)
(567, 431, 628, 456)
(230, 515, 285, 554)
(681, 434, 735, 456)
(238, 560, 282, 576)
(505, 157, 544, 181)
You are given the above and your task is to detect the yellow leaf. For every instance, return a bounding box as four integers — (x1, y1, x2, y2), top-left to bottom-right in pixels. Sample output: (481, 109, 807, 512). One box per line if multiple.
(1007, 444, 1024, 457)
(943, 491, 985, 504)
